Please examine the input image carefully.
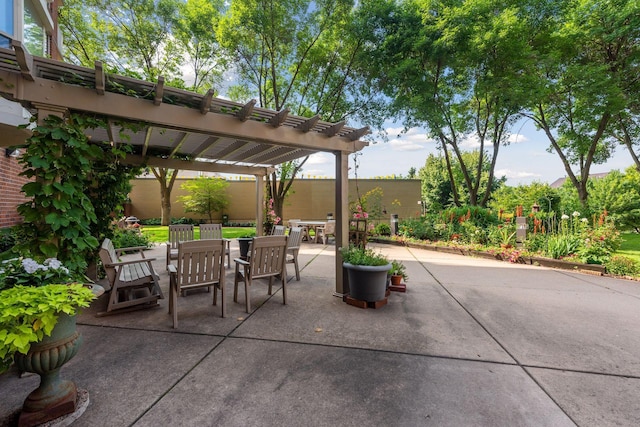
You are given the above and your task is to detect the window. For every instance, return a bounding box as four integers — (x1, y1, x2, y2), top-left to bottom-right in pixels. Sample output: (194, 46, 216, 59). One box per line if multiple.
(0, 0, 13, 48)
(24, 0, 46, 56)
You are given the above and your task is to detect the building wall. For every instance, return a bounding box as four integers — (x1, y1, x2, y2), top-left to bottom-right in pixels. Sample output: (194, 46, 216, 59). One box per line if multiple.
(0, 149, 30, 228)
(128, 178, 422, 224)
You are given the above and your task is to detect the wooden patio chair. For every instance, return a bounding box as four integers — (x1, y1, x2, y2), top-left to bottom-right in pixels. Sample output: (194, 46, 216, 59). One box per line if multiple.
(199, 223, 231, 267)
(270, 225, 286, 236)
(166, 224, 194, 270)
(315, 220, 335, 245)
(288, 219, 309, 242)
(168, 239, 226, 328)
(98, 238, 163, 316)
(285, 226, 303, 281)
(233, 235, 288, 313)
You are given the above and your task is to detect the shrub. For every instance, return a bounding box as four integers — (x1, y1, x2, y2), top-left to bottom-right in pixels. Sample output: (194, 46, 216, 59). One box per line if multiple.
(606, 255, 640, 277)
(524, 233, 547, 254)
(141, 218, 162, 225)
(112, 229, 151, 249)
(398, 218, 437, 241)
(0, 229, 17, 254)
(339, 245, 389, 266)
(546, 234, 581, 259)
(374, 223, 391, 236)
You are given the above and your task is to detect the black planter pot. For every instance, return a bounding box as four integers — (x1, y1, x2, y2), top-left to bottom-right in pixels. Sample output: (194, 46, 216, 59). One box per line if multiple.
(343, 262, 392, 302)
(238, 238, 252, 260)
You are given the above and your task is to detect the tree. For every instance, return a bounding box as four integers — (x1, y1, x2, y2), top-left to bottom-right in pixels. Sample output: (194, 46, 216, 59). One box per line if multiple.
(217, 0, 374, 220)
(586, 168, 640, 232)
(355, 0, 532, 207)
(419, 151, 505, 210)
(177, 177, 230, 223)
(59, 0, 227, 225)
(523, 0, 640, 207)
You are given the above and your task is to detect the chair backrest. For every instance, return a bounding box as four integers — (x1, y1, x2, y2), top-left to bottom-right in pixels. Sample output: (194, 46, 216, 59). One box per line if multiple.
(175, 239, 226, 289)
(168, 224, 194, 249)
(99, 238, 118, 286)
(287, 227, 303, 251)
(248, 235, 288, 280)
(200, 223, 222, 240)
(324, 220, 335, 234)
(270, 225, 286, 236)
(288, 219, 300, 227)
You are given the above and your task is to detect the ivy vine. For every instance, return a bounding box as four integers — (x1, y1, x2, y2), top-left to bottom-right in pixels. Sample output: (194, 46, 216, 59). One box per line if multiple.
(15, 114, 141, 275)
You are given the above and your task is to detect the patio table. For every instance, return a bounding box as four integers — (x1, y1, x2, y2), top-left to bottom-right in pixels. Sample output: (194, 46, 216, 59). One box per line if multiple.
(296, 221, 327, 243)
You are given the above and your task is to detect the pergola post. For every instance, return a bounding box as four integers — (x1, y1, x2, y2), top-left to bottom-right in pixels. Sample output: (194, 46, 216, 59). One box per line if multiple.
(255, 175, 264, 236)
(334, 151, 350, 297)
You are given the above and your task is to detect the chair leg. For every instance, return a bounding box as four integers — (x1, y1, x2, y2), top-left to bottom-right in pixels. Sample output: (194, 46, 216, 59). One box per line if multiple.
(170, 281, 179, 329)
(233, 264, 241, 303)
(281, 273, 287, 305)
(294, 256, 300, 281)
(244, 276, 251, 313)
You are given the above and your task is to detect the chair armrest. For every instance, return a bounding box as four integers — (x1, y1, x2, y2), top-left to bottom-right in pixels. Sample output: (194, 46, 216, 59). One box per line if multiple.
(234, 258, 249, 266)
(115, 245, 148, 254)
(168, 264, 177, 274)
(106, 257, 157, 267)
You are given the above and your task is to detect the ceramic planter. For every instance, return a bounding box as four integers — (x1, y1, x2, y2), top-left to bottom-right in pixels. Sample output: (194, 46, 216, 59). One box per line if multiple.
(238, 238, 252, 260)
(343, 262, 392, 302)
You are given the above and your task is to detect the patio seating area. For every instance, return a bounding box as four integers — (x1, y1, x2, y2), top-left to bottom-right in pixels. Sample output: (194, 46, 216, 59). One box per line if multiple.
(2, 240, 640, 426)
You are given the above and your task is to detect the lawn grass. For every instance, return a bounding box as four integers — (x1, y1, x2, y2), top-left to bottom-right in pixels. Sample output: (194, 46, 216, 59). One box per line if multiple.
(617, 232, 640, 263)
(142, 226, 256, 243)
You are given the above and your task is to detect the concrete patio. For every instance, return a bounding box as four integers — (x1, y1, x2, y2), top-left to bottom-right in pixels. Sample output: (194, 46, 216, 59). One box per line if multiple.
(2, 241, 640, 426)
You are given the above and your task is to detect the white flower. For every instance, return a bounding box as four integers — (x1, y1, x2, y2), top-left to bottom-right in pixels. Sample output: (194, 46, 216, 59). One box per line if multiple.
(561, 214, 569, 220)
(572, 211, 580, 217)
(45, 258, 63, 269)
(581, 218, 588, 223)
(22, 258, 40, 274)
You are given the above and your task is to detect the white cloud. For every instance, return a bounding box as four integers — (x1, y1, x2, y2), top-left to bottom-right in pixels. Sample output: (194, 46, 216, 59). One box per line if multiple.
(495, 168, 541, 180)
(389, 138, 424, 152)
(306, 152, 332, 165)
(508, 134, 529, 144)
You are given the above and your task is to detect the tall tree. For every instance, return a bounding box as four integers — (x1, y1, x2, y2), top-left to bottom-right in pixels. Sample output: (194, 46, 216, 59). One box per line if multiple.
(217, 0, 373, 219)
(59, 0, 227, 225)
(356, 0, 532, 206)
(523, 0, 639, 207)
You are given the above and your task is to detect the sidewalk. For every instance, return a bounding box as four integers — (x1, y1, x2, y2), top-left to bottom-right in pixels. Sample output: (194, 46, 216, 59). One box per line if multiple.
(2, 241, 640, 426)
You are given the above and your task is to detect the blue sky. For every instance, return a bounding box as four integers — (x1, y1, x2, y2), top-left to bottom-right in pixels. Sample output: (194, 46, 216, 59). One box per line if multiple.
(301, 119, 635, 186)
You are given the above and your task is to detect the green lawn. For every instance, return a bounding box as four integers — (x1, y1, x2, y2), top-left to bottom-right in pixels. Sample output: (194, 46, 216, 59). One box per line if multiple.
(617, 232, 640, 263)
(142, 226, 256, 243)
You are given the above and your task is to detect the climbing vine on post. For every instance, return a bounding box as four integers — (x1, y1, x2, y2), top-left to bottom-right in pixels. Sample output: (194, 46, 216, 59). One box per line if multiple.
(15, 114, 137, 274)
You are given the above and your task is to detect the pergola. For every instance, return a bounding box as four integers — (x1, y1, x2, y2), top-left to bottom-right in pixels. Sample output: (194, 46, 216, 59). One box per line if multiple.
(0, 41, 369, 296)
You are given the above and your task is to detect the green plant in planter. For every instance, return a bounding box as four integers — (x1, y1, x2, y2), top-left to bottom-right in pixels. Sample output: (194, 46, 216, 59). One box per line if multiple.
(340, 245, 391, 302)
(238, 230, 257, 238)
(390, 259, 409, 282)
(0, 284, 95, 373)
(339, 245, 389, 266)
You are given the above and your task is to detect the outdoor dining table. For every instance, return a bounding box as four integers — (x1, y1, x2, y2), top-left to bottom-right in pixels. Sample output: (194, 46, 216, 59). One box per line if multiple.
(296, 221, 327, 243)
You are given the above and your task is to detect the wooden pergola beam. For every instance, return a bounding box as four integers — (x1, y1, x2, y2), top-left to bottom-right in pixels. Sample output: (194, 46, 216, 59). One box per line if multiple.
(124, 154, 273, 176)
(154, 76, 165, 106)
(269, 108, 290, 128)
(200, 89, 214, 114)
(0, 72, 368, 153)
(11, 41, 34, 81)
(95, 61, 105, 95)
(295, 115, 320, 132)
(323, 121, 345, 137)
(236, 99, 257, 122)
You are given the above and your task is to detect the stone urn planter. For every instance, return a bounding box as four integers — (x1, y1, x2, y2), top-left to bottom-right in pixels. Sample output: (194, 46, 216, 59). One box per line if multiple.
(14, 313, 83, 426)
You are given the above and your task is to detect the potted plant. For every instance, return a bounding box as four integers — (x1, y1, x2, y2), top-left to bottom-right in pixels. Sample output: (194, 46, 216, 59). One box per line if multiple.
(0, 257, 95, 426)
(390, 260, 408, 286)
(237, 230, 256, 260)
(339, 245, 391, 302)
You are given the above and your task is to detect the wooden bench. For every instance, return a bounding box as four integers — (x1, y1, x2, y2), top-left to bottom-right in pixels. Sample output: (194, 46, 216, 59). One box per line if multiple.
(98, 238, 163, 316)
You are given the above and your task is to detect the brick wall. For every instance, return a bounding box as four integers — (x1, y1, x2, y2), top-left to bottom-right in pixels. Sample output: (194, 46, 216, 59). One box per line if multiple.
(0, 149, 30, 228)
